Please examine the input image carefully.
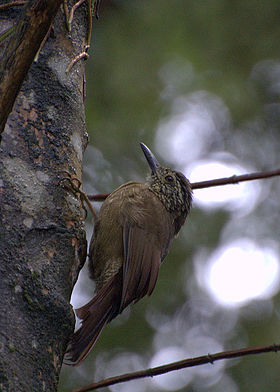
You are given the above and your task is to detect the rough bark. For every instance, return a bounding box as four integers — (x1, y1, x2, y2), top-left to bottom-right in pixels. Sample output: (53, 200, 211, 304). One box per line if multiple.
(0, 2, 89, 391)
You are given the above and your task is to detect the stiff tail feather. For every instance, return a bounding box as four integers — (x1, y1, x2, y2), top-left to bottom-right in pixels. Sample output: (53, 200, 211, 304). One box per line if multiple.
(64, 274, 121, 366)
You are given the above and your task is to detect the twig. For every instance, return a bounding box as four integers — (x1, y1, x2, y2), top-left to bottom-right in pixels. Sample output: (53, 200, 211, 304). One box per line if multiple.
(191, 168, 280, 189)
(64, 0, 102, 72)
(87, 168, 280, 202)
(66, 50, 89, 72)
(67, 0, 86, 32)
(65, 0, 93, 72)
(34, 23, 53, 62)
(63, 0, 70, 28)
(72, 344, 280, 392)
(88, 192, 109, 201)
(0, 1, 26, 11)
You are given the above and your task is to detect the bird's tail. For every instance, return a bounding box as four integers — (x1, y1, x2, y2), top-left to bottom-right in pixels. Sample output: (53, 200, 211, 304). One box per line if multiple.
(64, 275, 121, 366)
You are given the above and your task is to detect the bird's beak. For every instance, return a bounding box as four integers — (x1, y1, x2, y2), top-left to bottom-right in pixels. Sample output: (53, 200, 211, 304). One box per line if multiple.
(140, 142, 160, 175)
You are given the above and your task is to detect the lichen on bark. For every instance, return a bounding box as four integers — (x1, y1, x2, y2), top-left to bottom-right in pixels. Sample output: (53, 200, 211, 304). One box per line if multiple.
(0, 2, 90, 390)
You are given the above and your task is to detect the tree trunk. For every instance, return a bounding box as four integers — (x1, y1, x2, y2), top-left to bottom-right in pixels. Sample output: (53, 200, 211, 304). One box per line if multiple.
(0, 2, 89, 390)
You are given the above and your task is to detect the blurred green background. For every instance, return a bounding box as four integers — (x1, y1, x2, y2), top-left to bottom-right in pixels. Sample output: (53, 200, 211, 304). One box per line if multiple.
(59, 1, 280, 391)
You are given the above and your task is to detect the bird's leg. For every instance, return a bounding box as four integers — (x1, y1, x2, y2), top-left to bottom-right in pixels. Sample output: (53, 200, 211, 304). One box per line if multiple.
(59, 171, 98, 224)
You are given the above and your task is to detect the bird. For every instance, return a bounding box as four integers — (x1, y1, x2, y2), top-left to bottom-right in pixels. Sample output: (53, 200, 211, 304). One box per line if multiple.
(64, 143, 193, 365)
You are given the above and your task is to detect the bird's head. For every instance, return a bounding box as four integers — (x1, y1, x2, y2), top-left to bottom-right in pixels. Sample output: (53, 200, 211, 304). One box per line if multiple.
(140, 143, 193, 216)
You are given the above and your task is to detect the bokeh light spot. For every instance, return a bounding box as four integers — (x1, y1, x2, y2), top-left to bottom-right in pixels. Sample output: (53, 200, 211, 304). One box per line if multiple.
(203, 239, 280, 307)
(149, 346, 193, 390)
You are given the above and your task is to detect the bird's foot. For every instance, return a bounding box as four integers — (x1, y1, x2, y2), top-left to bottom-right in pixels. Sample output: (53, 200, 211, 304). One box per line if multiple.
(59, 171, 98, 223)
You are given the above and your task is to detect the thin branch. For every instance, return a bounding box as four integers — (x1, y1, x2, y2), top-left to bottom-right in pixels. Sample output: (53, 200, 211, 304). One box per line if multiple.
(66, 50, 89, 73)
(72, 344, 280, 392)
(0, 0, 64, 136)
(191, 168, 280, 189)
(65, 0, 94, 72)
(0, 1, 26, 11)
(87, 168, 280, 202)
(33, 22, 52, 62)
(67, 0, 86, 32)
(88, 192, 109, 201)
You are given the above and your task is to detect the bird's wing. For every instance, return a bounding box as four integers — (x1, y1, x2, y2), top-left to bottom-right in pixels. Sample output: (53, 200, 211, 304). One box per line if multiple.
(120, 219, 161, 312)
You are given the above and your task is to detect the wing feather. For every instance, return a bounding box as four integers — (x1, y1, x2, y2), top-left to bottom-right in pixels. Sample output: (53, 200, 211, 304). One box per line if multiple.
(120, 220, 161, 311)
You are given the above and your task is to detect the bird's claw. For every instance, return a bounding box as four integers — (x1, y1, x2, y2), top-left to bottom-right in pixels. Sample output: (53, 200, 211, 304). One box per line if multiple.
(58, 170, 82, 193)
(58, 171, 88, 219)
(58, 171, 98, 223)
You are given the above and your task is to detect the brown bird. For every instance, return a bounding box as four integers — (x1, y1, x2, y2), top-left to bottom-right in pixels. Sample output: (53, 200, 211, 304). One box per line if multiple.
(64, 143, 192, 365)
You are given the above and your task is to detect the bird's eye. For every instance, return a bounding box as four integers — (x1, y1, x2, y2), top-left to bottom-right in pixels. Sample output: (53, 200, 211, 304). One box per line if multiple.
(165, 175, 174, 183)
